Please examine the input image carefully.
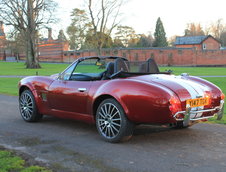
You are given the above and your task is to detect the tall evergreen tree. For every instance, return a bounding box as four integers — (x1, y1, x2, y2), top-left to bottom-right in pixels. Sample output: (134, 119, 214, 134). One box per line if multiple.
(153, 17, 168, 47)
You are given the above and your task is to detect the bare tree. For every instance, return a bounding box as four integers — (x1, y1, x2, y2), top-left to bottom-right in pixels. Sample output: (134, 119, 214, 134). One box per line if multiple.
(87, 0, 123, 54)
(0, 0, 57, 68)
(208, 19, 226, 39)
(184, 23, 205, 36)
(168, 35, 178, 46)
(115, 25, 138, 47)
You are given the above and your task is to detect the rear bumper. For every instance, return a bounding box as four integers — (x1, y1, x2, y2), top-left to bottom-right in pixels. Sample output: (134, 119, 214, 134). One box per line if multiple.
(173, 100, 224, 126)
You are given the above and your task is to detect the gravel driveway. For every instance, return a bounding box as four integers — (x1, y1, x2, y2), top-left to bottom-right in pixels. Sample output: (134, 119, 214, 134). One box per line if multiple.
(0, 94, 226, 172)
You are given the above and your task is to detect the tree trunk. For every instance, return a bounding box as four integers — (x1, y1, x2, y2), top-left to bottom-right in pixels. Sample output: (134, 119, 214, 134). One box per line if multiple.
(26, 0, 41, 69)
(97, 39, 103, 56)
(26, 33, 40, 68)
(97, 46, 102, 56)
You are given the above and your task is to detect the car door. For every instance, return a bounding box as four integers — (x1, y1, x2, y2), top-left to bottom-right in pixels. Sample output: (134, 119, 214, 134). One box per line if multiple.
(47, 61, 92, 115)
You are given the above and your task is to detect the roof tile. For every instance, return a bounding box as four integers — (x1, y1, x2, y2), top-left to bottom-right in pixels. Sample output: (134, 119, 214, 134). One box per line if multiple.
(175, 35, 208, 45)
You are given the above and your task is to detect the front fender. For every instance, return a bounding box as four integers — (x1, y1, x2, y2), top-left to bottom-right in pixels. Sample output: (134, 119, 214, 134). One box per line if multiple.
(19, 76, 54, 114)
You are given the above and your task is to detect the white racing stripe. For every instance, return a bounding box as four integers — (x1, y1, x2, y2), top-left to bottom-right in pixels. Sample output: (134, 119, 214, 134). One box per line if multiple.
(180, 78, 209, 118)
(153, 74, 209, 118)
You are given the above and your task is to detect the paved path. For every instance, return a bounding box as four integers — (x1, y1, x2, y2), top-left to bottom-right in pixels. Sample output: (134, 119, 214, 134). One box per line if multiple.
(198, 75, 226, 77)
(0, 75, 29, 78)
(1, 75, 226, 78)
(0, 94, 226, 172)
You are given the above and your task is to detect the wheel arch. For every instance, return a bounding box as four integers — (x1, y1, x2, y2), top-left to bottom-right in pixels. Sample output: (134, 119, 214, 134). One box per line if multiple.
(92, 94, 129, 119)
(19, 85, 39, 102)
(19, 85, 30, 96)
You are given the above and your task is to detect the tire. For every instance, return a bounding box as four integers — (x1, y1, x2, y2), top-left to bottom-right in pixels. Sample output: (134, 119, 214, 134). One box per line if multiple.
(19, 89, 43, 122)
(172, 121, 190, 129)
(96, 98, 134, 143)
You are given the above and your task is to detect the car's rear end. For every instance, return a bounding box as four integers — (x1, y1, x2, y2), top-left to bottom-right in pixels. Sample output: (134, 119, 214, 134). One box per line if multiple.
(157, 74, 225, 127)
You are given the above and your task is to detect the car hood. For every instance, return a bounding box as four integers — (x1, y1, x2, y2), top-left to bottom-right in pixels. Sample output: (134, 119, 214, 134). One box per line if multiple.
(130, 74, 210, 101)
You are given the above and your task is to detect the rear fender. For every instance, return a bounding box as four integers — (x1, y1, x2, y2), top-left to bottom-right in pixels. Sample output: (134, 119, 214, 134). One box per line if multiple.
(93, 79, 174, 123)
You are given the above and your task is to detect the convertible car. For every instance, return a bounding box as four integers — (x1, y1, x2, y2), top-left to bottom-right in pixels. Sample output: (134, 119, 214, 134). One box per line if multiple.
(19, 56, 225, 142)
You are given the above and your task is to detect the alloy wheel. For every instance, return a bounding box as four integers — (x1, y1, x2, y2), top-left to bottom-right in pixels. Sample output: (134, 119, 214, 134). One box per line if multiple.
(19, 92, 34, 120)
(97, 102, 122, 139)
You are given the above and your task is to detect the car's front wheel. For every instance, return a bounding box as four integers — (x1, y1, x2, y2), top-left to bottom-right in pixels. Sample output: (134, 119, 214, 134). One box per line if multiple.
(96, 98, 134, 143)
(19, 89, 43, 122)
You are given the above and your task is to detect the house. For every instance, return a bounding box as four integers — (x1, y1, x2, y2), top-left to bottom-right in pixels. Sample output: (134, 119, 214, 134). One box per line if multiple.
(0, 21, 6, 60)
(0, 21, 6, 48)
(175, 35, 221, 50)
(37, 28, 69, 62)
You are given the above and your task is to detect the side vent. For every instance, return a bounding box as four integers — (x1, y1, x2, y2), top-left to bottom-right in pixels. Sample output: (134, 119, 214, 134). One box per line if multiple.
(41, 93, 47, 101)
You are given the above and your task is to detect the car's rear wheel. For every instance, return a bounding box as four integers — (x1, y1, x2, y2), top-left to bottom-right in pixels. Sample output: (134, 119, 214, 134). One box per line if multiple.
(96, 98, 134, 143)
(173, 121, 190, 129)
(19, 89, 43, 122)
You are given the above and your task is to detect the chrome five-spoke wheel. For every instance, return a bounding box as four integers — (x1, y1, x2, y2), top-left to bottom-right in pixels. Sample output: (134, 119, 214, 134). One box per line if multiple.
(96, 98, 134, 143)
(19, 90, 42, 122)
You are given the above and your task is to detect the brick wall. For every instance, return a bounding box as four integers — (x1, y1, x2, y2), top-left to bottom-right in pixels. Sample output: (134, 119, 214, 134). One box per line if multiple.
(63, 47, 226, 66)
(0, 49, 5, 60)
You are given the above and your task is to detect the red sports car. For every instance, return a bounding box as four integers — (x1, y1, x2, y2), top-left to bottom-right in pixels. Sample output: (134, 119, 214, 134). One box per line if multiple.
(19, 56, 225, 142)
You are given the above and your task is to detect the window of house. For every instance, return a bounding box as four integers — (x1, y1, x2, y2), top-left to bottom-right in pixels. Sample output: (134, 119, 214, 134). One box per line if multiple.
(203, 43, 206, 50)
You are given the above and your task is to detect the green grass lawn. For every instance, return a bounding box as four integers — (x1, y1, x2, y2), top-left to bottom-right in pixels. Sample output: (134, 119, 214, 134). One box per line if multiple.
(0, 78, 21, 96)
(0, 62, 68, 76)
(0, 61, 226, 76)
(0, 149, 51, 172)
(202, 77, 226, 124)
(160, 66, 226, 76)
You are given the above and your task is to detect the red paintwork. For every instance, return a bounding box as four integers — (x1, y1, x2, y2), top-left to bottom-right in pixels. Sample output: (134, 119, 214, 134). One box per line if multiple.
(18, 60, 223, 125)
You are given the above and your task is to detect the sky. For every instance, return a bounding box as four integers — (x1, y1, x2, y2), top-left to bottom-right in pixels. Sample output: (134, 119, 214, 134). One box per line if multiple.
(6, 0, 226, 39)
(53, 0, 226, 39)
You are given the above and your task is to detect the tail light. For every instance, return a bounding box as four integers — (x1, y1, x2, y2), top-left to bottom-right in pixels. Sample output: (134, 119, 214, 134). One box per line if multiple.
(204, 91, 212, 105)
(221, 93, 225, 100)
(169, 96, 182, 115)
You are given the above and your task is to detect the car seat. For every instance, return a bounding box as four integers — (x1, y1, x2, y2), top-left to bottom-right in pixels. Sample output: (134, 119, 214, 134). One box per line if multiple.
(139, 58, 159, 73)
(114, 58, 129, 73)
(102, 62, 115, 79)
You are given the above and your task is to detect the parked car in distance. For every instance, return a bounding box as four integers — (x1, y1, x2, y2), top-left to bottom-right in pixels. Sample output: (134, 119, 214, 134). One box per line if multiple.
(19, 56, 225, 142)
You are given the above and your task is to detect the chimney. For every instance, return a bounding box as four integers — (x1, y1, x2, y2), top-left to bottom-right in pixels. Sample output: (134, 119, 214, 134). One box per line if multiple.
(48, 28, 53, 40)
(0, 21, 5, 37)
(0, 21, 4, 31)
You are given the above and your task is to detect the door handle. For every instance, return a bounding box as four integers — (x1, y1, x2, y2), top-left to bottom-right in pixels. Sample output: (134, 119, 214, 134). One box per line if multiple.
(78, 88, 87, 92)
